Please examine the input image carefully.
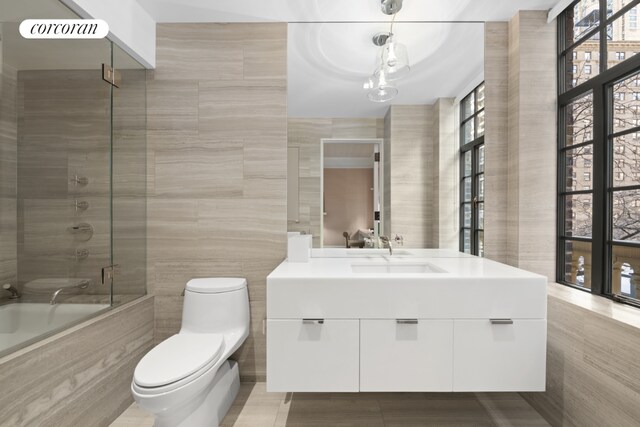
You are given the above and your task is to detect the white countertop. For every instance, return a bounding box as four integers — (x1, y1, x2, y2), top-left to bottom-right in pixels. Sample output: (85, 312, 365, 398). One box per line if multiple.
(268, 249, 547, 281)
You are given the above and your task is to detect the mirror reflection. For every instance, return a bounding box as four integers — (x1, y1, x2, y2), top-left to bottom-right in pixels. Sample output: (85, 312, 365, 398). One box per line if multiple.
(286, 22, 484, 248)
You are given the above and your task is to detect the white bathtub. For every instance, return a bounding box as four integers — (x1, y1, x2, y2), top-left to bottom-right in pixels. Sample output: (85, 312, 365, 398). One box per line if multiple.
(0, 303, 110, 355)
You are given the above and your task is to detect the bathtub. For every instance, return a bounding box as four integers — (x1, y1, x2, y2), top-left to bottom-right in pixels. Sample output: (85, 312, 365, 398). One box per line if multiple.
(0, 303, 110, 355)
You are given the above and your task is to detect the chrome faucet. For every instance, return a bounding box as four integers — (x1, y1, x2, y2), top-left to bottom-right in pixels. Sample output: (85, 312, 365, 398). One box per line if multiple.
(2, 284, 20, 299)
(50, 279, 90, 305)
(380, 235, 393, 255)
(50, 288, 65, 305)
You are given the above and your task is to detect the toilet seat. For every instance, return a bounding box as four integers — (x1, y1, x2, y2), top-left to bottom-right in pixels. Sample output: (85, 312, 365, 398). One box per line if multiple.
(133, 333, 225, 394)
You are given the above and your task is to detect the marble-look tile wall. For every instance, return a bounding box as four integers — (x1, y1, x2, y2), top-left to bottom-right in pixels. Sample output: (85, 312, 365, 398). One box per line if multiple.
(0, 63, 17, 300)
(112, 68, 147, 298)
(0, 296, 154, 427)
(506, 11, 557, 279)
(522, 284, 640, 426)
(483, 22, 509, 264)
(16, 70, 112, 298)
(385, 105, 435, 248)
(432, 98, 458, 250)
(148, 23, 287, 380)
(287, 118, 383, 247)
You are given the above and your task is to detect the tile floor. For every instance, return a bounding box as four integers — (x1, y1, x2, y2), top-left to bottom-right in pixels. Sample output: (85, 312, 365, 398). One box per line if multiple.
(110, 382, 550, 427)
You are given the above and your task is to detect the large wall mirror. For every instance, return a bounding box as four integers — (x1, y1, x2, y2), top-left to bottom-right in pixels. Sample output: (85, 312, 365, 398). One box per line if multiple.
(286, 21, 484, 248)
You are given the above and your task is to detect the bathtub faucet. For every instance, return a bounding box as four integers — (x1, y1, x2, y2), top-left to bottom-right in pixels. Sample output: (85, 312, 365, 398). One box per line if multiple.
(50, 280, 90, 305)
(2, 284, 20, 299)
(50, 288, 65, 305)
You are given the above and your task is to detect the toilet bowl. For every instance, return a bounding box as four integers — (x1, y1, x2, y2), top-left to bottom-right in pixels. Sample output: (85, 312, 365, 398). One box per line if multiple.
(132, 278, 250, 427)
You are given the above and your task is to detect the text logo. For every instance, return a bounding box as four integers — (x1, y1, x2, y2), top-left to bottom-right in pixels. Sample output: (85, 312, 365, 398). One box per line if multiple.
(19, 19, 109, 39)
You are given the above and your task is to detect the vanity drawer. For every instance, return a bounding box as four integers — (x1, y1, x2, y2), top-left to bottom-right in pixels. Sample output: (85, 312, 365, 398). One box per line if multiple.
(266, 319, 359, 392)
(360, 319, 453, 391)
(452, 319, 546, 392)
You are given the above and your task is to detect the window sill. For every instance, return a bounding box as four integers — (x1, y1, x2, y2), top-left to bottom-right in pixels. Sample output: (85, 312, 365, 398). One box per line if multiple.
(549, 282, 640, 329)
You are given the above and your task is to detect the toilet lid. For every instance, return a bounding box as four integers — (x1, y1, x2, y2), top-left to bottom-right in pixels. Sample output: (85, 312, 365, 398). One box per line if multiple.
(134, 333, 225, 388)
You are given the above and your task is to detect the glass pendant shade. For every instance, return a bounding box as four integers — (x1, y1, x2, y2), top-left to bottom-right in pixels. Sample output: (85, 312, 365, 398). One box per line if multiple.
(380, 39, 410, 81)
(367, 70, 398, 102)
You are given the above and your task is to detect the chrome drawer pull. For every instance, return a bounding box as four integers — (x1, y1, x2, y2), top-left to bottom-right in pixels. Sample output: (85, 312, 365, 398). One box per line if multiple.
(396, 319, 418, 325)
(490, 318, 514, 325)
(302, 319, 324, 325)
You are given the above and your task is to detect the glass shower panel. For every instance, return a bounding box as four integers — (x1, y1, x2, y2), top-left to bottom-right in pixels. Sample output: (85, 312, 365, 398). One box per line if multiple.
(111, 45, 147, 305)
(0, 3, 117, 357)
(15, 37, 113, 306)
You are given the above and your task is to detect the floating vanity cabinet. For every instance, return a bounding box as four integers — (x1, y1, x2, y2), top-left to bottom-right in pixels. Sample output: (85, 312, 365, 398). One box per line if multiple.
(266, 319, 359, 392)
(360, 319, 453, 392)
(453, 319, 547, 391)
(266, 252, 548, 393)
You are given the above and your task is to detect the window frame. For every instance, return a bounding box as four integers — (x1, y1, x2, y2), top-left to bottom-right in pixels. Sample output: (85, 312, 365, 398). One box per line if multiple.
(558, 0, 640, 308)
(460, 82, 485, 256)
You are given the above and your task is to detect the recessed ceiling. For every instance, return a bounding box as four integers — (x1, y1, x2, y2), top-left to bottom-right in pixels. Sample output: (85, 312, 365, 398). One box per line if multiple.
(288, 22, 484, 118)
(136, 0, 557, 118)
(135, 0, 558, 23)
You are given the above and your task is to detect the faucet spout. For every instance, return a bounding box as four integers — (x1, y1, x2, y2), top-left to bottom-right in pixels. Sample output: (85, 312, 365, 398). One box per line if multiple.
(50, 288, 65, 305)
(380, 235, 393, 256)
(2, 284, 20, 299)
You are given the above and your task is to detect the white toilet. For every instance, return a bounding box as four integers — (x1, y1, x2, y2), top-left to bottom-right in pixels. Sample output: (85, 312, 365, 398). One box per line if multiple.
(132, 278, 250, 427)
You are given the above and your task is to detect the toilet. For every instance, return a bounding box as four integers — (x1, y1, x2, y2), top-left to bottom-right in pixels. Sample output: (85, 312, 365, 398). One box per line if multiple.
(132, 278, 250, 427)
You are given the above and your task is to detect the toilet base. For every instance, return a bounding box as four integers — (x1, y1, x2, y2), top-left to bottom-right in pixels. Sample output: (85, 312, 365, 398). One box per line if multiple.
(153, 360, 240, 427)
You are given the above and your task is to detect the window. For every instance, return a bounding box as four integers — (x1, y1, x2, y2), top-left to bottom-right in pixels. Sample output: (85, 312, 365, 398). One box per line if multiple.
(585, 51, 592, 61)
(573, 51, 578, 60)
(559, 0, 640, 308)
(573, 64, 578, 74)
(460, 83, 485, 257)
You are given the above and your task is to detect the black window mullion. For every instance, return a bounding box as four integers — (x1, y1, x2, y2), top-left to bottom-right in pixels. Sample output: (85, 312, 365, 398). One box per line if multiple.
(591, 77, 606, 295)
(600, 0, 607, 75)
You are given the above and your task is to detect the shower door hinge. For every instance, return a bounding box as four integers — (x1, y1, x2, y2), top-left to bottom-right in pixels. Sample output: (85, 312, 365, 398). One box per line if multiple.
(102, 64, 121, 88)
(101, 264, 121, 285)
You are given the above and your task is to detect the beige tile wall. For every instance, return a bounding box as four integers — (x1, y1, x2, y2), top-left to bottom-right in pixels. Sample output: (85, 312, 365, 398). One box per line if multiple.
(385, 105, 435, 248)
(506, 11, 557, 279)
(432, 98, 458, 250)
(287, 118, 382, 247)
(148, 23, 287, 381)
(0, 63, 17, 299)
(522, 284, 640, 426)
(0, 296, 154, 427)
(484, 22, 509, 263)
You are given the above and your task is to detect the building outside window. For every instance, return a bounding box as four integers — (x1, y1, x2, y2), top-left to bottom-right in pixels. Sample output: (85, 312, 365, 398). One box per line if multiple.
(459, 83, 485, 256)
(559, 0, 640, 306)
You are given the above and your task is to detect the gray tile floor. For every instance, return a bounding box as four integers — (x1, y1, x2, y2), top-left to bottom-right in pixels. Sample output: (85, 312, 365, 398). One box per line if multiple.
(111, 382, 550, 427)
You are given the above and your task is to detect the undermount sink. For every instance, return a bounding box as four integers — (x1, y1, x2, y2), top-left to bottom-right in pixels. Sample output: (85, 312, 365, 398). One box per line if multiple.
(350, 259, 446, 274)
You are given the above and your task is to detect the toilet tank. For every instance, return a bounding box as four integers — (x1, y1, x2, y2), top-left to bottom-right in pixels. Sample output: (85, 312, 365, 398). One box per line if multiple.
(180, 278, 250, 335)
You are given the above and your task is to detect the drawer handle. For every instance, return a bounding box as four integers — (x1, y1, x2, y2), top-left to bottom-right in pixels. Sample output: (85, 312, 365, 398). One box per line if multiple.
(490, 318, 514, 325)
(302, 319, 324, 325)
(396, 319, 418, 325)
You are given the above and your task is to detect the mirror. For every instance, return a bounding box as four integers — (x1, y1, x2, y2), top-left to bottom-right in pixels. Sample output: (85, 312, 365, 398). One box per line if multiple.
(286, 21, 484, 248)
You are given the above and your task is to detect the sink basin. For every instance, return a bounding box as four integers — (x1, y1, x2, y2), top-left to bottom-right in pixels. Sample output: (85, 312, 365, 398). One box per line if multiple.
(350, 260, 446, 274)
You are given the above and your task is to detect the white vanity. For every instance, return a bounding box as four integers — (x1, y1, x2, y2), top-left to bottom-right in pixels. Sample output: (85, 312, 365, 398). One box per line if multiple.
(266, 249, 547, 393)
